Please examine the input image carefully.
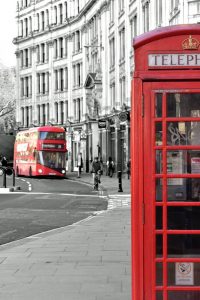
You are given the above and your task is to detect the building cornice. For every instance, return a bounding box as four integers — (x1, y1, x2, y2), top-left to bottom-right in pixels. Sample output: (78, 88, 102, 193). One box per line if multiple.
(14, 0, 109, 46)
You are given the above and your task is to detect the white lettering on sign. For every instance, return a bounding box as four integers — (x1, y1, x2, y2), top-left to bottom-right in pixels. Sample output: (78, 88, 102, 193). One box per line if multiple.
(17, 143, 28, 152)
(148, 54, 200, 67)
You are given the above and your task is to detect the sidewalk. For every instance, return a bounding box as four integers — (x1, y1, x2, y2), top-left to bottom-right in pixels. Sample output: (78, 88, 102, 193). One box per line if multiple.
(0, 173, 131, 300)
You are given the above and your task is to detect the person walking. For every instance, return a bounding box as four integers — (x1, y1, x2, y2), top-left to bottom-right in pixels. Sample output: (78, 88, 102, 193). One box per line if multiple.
(77, 153, 83, 178)
(1, 156, 7, 167)
(107, 156, 114, 177)
(127, 159, 131, 179)
(91, 157, 102, 189)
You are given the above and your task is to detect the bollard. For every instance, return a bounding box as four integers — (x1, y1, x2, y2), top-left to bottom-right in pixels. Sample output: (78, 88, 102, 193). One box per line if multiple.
(3, 168, 6, 188)
(12, 169, 15, 187)
(118, 171, 123, 192)
(77, 166, 81, 178)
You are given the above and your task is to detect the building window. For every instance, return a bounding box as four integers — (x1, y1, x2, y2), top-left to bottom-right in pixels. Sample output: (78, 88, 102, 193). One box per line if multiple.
(77, 64, 81, 86)
(25, 49, 28, 67)
(109, 37, 115, 68)
(130, 14, 137, 44)
(59, 4, 63, 24)
(41, 43, 45, 63)
(119, 27, 125, 61)
(20, 20, 23, 37)
(110, 0, 114, 23)
(55, 70, 58, 91)
(156, 0, 163, 26)
(77, 31, 81, 52)
(119, 0, 124, 13)
(143, 1, 150, 32)
(20, 51, 24, 68)
(55, 102, 58, 123)
(54, 6, 57, 24)
(60, 69, 64, 91)
(171, 0, 179, 11)
(54, 39, 58, 59)
(60, 102, 64, 124)
(25, 18, 28, 36)
(73, 98, 82, 122)
(37, 74, 40, 94)
(64, 2, 68, 19)
(42, 73, 45, 94)
(46, 9, 49, 27)
(41, 11, 45, 31)
(29, 16, 32, 33)
(59, 38, 63, 58)
(36, 13, 39, 31)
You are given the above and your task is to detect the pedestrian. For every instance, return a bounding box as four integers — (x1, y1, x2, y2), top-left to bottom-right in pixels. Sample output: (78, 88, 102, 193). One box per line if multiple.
(91, 157, 103, 187)
(77, 153, 83, 178)
(106, 156, 114, 177)
(127, 159, 131, 179)
(1, 156, 7, 167)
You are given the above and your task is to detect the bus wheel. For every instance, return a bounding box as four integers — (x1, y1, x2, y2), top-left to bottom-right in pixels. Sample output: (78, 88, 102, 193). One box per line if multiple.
(29, 167, 32, 177)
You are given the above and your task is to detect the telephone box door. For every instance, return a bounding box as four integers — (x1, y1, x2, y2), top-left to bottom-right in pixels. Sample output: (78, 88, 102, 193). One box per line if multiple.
(143, 81, 200, 300)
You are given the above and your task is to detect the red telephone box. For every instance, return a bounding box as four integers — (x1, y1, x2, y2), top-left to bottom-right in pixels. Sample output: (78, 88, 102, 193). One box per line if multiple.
(131, 25, 200, 300)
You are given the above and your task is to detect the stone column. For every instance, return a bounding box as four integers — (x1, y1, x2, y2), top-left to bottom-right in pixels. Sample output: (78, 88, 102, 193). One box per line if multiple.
(46, 72, 49, 94)
(64, 100, 68, 123)
(24, 106, 28, 127)
(64, 67, 68, 90)
(40, 105, 43, 125)
(45, 43, 49, 62)
(29, 106, 32, 125)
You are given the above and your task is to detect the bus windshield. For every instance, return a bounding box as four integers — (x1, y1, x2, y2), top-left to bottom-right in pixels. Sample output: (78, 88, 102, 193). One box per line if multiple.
(39, 132, 65, 140)
(37, 151, 65, 169)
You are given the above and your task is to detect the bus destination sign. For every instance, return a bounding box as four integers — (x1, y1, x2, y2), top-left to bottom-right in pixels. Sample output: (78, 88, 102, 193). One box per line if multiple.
(42, 144, 64, 149)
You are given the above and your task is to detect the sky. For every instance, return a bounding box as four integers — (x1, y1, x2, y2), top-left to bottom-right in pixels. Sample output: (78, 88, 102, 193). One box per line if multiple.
(0, 1, 17, 67)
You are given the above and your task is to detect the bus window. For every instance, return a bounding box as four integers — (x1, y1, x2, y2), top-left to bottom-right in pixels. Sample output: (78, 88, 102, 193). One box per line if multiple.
(39, 132, 65, 140)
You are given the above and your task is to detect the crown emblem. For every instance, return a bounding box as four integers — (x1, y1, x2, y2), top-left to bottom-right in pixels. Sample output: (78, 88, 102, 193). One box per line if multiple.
(182, 35, 200, 50)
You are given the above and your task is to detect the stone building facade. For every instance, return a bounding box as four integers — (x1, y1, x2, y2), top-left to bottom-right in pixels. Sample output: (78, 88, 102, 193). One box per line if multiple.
(14, 0, 200, 172)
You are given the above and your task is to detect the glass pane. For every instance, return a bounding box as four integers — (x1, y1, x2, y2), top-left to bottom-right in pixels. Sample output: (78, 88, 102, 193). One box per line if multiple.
(167, 93, 200, 117)
(156, 122, 162, 145)
(167, 178, 200, 201)
(168, 291, 200, 300)
(155, 93, 162, 117)
(167, 150, 200, 174)
(156, 206, 162, 229)
(156, 179, 163, 202)
(156, 263, 163, 286)
(156, 291, 163, 300)
(156, 234, 163, 257)
(168, 235, 200, 257)
(168, 262, 200, 286)
(167, 121, 200, 145)
(168, 207, 200, 230)
(156, 150, 162, 173)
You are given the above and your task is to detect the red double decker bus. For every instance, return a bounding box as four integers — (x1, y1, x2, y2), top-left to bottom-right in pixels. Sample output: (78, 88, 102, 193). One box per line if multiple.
(14, 126, 67, 177)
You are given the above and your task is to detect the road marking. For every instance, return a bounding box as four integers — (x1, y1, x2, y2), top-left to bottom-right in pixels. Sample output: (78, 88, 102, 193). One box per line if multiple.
(107, 194, 131, 210)
(1, 192, 103, 197)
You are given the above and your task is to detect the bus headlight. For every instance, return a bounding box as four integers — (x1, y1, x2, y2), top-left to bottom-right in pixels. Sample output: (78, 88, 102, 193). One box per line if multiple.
(38, 169, 43, 174)
(62, 170, 66, 174)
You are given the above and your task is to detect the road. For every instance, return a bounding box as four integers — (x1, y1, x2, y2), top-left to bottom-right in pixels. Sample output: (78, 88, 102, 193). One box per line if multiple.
(0, 176, 107, 245)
